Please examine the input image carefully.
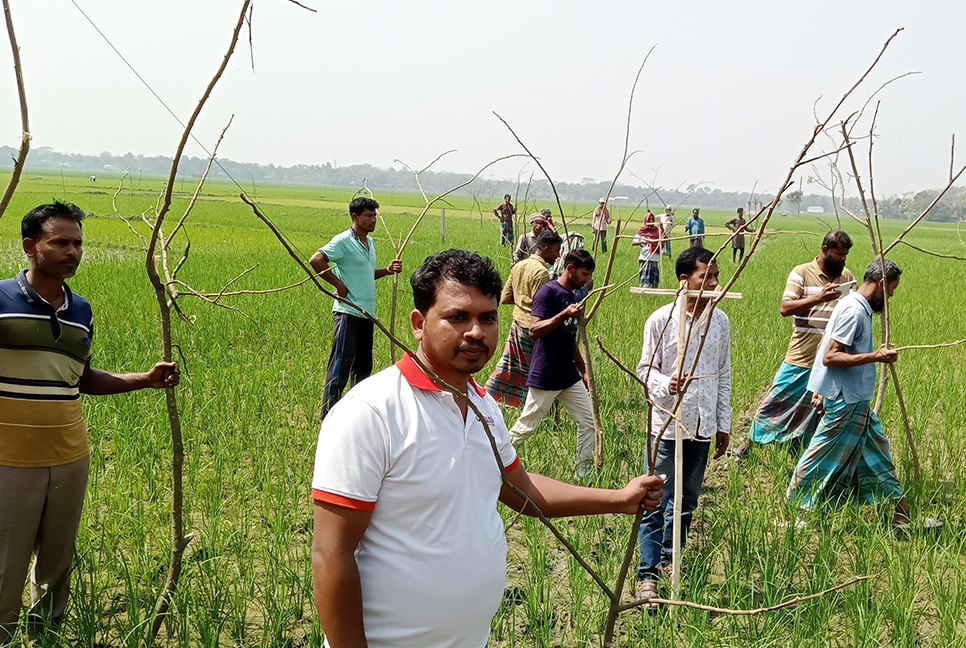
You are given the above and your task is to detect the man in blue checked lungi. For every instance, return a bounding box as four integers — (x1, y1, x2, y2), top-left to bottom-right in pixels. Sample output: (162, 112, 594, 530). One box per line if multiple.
(494, 194, 516, 246)
(485, 230, 562, 408)
(786, 258, 910, 525)
(734, 230, 854, 457)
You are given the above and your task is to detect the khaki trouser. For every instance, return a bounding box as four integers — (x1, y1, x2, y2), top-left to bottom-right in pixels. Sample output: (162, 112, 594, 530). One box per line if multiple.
(510, 382, 596, 477)
(0, 455, 90, 644)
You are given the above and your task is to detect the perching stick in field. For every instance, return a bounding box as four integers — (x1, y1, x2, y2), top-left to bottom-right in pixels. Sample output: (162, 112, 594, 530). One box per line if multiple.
(837, 121, 921, 483)
(110, 3, 253, 642)
(488, 33, 901, 641)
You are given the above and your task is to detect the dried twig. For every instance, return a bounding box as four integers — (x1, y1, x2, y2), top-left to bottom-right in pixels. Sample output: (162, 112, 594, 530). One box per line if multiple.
(617, 574, 875, 614)
(895, 237, 966, 261)
(111, 175, 147, 246)
(386, 153, 525, 358)
(493, 112, 571, 239)
(140, 2, 251, 641)
(284, 0, 317, 12)
(0, 0, 30, 222)
(599, 47, 657, 222)
(838, 122, 921, 483)
(171, 275, 313, 299)
(166, 115, 233, 246)
(894, 339, 966, 352)
(883, 162, 966, 254)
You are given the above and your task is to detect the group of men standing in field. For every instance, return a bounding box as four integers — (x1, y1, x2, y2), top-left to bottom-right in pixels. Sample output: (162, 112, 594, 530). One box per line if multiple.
(307, 196, 919, 645)
(0, 196, 920, 648)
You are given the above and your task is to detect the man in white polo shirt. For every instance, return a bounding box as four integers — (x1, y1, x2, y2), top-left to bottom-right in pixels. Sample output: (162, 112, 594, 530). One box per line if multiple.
(311, 249, 665, 648)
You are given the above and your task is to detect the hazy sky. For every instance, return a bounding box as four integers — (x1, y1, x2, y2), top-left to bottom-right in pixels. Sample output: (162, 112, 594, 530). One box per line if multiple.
(2, 1, 963, 196)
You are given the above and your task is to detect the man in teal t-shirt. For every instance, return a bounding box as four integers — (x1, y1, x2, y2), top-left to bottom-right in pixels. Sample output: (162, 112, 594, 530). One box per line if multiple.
(310, 197, 402, 416)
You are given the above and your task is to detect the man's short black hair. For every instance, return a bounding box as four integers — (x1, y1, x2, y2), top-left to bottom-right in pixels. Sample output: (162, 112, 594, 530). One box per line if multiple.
(22, 202, 85, 240)
(564, 249, 595, 271)
(675, 246, 714, 277)
(349, 196, 379, 216)
(504, 193, 511, 199)
(535, 229, 562, 249)
(411, 249, 503, 314)
(864, 257, 902, 283)
(822, 229, 853, 250)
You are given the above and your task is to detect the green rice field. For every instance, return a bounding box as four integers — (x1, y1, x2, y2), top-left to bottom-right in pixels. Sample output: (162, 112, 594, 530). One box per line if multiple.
(1, 169, 964, 647)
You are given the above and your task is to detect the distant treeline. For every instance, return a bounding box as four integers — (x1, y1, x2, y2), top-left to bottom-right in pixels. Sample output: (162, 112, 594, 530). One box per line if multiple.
(2, 145, 962, 222)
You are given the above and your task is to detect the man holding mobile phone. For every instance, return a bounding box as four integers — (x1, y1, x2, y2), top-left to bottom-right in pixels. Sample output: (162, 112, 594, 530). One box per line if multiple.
(734, 230, 854, 457)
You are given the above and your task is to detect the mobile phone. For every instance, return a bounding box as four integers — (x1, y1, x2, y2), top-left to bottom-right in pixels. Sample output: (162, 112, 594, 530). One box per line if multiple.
(835, 280, 857, 295)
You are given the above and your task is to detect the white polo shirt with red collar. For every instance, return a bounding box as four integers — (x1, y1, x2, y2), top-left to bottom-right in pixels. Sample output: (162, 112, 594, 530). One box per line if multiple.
(312, 352, 520, 648)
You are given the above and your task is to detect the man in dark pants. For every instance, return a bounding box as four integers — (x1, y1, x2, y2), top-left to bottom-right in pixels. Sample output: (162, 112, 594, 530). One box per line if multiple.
(0, 202, 180, 645)
(310, 197, 402, 417)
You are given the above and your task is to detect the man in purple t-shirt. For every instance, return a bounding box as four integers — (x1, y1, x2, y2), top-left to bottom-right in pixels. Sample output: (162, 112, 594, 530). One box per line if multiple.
(509, 250, 597, 478)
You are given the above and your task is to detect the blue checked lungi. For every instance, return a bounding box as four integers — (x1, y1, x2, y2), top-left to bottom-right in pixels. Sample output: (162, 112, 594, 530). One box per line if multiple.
(500, 221, 514, 246)
(485, 320, 533, 408)
(638, 259, 660, 288)
(748, 361, 819, 445)
(786, 395, 902, 509)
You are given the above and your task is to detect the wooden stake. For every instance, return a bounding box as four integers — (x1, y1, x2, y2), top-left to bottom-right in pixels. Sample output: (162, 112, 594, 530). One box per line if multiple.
(630, 287, 743, 299)
(671, 281, 687, 600)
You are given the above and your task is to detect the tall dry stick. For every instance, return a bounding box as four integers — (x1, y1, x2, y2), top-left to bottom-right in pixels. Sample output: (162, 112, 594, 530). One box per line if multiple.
(140, 2, 250, 641)
(598, 30, 909, 637)
(0, 0, 29, 221)
(838, 121, 921, 484)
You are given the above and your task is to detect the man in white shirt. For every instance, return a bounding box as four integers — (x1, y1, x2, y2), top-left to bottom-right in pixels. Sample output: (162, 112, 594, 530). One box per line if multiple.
(634, 246, 732, 600)
(311, 248, 665, 648)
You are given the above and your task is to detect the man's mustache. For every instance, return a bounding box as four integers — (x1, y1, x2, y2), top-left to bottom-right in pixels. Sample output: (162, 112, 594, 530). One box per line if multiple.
(457, 341, 490, 354)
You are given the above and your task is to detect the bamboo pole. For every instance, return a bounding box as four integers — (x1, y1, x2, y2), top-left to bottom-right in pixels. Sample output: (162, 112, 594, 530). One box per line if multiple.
(671, 280, 688, 599)
(630, 287, 743, 299)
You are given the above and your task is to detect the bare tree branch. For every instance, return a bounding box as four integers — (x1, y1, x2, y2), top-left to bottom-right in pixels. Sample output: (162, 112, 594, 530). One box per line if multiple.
(0, 0, 30, 222)
(142, 2, 251, 641)
(493, 111, 571, 239)
(285, 0, 317, 12)
(895, 239, 966, 261)
(166, 115, 233, 246)
(895, 339, 966, 352)
(618, 574, 875, 614)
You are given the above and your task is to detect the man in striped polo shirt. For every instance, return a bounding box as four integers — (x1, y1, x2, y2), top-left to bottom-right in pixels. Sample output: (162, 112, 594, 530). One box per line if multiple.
(735, 230, 854, 457)
(0, 202, 180, 644)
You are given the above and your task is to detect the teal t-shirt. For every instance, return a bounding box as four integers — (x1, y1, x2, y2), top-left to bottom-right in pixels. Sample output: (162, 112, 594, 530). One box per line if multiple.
(320, 228, 377, 317)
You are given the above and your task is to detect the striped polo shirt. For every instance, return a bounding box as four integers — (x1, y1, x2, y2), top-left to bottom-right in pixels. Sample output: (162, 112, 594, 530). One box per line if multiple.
(0, 270, 93, 467)
(782, 258, 854, 368)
